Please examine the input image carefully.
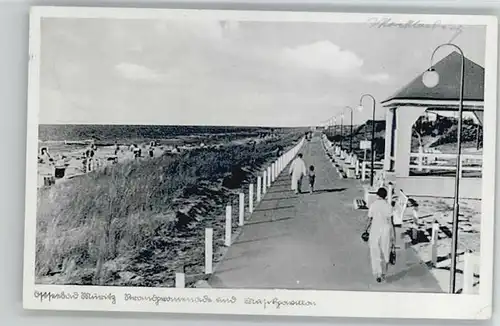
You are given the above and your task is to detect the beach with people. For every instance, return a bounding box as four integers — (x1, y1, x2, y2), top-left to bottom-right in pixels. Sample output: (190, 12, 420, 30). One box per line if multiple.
(35, 124, 305, 286)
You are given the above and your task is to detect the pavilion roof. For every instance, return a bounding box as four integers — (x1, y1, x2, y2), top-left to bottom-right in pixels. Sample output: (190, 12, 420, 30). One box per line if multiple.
(382, 51, 484, 103)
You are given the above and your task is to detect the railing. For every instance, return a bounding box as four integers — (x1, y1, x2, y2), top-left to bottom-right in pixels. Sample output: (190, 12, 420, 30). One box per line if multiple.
(409, 150, 482, 177)
(175, 137, 306, 287)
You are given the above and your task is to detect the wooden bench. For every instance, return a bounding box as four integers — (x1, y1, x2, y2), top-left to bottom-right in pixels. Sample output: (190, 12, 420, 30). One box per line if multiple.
(353, 198, 368, 210)
(43, 175, 55, 187)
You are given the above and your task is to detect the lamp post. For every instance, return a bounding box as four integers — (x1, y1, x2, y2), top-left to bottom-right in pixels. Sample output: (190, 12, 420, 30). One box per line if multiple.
(358, 94, 376, 187)
(345, 106, 354, 152)
(422, 43, 465, 294)
(340, 113, 344, 150)
(333, 117, 337, 141)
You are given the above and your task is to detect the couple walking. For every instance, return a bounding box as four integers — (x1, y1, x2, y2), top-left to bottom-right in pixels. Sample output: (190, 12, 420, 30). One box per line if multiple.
(289, 153, 315, 194)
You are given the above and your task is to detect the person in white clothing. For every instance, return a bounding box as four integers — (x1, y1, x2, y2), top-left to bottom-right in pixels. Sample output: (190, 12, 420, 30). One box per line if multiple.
(289, 153, 307, 194)
(364, 187, 395, 283)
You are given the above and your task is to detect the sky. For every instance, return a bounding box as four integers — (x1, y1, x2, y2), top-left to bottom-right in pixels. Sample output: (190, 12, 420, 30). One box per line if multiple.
(38, 17, 486, 127)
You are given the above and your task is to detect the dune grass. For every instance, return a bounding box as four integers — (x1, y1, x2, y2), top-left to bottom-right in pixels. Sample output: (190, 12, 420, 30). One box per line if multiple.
(35, 132, 302, 285)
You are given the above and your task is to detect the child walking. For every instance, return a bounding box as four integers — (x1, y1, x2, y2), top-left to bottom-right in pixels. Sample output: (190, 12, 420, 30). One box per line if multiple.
(308, 165, 316, 194)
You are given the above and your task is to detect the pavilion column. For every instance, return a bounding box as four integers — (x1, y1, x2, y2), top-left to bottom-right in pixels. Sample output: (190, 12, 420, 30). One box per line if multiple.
(394, 106, 427, 178)
(383, 107, 394, 171)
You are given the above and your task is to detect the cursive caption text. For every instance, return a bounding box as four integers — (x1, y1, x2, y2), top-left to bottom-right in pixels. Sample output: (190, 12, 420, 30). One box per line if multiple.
(34, 290, 317, 310)
(367, 17, 463, 42)
(34, 290, 117, 304)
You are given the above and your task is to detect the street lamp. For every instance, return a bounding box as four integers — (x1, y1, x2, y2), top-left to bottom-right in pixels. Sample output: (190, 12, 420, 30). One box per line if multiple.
(422, 43, 464, 294)
(340, 113, 344, 150)
(345, 106, 354, 152)
(358, 94, 377, 187)
(333, 117, 337, 140)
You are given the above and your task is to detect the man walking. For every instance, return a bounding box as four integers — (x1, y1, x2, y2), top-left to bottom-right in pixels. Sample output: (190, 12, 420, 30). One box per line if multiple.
(289, 153, 307, 194)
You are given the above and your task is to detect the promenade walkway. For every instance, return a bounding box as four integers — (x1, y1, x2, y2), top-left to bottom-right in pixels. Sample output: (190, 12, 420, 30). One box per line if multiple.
(209, 135, 443, 293)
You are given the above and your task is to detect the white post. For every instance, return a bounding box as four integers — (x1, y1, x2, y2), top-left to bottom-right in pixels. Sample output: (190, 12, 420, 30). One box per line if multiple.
(175, 272, 185, 288)
(388, 183, 393, 205)
(430, 222, 439, 267)
(205, 228, 213, 274)
(238, 193, 244, 226)
(257, 176, 262, 201)
(225, 205, 232, 246)
(362, 161, 366, 181)
(418, 146, 423, 172)
(267, 166, 271, 187)
(463, 250, 475, 294)
(262, 172, 267, 194)
(355, 159, 360, 177)
(271, 163, 276, 182)
(249, 184, 254, 213)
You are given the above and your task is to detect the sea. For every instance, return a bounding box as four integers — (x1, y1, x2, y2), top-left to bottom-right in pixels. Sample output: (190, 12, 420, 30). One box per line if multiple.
(38, 124, 287, 143)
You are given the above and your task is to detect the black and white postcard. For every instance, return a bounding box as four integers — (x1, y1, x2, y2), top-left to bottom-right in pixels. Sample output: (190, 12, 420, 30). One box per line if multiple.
(23, 7, 498, 320)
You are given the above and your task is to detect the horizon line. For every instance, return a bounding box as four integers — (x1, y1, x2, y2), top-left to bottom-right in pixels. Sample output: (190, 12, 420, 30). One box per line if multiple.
(38, 121, 380, 127)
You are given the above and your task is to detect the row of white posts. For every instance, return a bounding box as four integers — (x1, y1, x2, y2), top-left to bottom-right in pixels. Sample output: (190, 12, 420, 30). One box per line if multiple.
(175, 137, 306, 288)
(427, 220, 479, 294)
(323, 138, 371, 181)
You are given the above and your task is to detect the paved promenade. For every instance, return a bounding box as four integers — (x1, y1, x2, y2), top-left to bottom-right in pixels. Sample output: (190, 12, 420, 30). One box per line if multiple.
(209, 136, 443, 293)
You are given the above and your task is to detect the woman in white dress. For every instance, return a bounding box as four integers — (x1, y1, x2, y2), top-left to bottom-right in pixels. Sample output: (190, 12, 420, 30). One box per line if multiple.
(289, 153, 307, 194)
(364, 187, 395, 283)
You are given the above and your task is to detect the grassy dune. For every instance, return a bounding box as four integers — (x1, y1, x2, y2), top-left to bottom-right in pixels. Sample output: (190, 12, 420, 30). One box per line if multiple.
(36, 131, 303, 286)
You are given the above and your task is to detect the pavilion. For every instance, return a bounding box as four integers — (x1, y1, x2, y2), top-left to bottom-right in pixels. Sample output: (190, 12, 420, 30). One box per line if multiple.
(380, 51, 484, 199)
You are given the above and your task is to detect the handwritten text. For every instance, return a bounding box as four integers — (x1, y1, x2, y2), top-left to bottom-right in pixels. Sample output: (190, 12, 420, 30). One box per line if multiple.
(367, 18, 463, 41)
(34, 290, 116, 304)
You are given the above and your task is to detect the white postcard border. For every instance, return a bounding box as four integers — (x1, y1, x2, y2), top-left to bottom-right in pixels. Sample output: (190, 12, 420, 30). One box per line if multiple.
(23, 6, 498, 320)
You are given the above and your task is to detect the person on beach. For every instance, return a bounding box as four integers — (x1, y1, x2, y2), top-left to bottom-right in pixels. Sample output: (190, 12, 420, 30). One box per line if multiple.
(148, 144, 154, 158)
(308, 165, 316, 194)
(39, 147, 51, 163)
(84, 145, 95, 171)
(276, 145, 283, 158)
(131, 144, 141, 159)
(289, 153, 307, 194)
(364, 187, 395, 283)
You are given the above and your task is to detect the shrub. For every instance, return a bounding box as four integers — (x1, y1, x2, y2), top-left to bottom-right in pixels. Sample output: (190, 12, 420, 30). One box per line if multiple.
(35, 132, 302, 283)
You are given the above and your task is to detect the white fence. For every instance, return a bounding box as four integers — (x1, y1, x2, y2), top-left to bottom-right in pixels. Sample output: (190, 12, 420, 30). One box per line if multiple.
(175, 137, 305, 288)
(409, 149, 482, 176)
